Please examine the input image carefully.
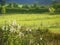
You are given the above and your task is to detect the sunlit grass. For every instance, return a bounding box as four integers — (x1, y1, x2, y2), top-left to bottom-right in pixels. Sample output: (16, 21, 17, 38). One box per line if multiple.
(0, 14, 60, 33)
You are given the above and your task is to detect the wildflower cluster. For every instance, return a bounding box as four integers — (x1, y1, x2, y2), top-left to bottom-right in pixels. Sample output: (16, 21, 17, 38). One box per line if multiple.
(1, 20, 57, 45)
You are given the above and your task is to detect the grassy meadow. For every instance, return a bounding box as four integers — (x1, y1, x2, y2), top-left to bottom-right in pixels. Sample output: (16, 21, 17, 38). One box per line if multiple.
(0, 14, 60, 33)
(0, 1, 60, 45)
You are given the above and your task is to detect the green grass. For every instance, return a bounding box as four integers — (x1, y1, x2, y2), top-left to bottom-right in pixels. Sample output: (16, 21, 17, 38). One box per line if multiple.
(0, 14, 60, 33)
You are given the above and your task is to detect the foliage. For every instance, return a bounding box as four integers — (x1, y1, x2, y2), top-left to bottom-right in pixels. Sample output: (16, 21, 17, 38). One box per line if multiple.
(0, 0, 60, 14)
(0, 20, 60, 45)
(51, 2, 60, 14)
(6, 8, 48, 14)
(0, 3, 49, 14)
(0, 0, 6, 14)
(7, 3, 19, 8)
(1, 6, 6, 14)
(0, 21, 50, 45)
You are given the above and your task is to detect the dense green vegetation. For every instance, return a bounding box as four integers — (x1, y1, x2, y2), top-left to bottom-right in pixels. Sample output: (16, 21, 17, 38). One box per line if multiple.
(0, 1, 60, 14)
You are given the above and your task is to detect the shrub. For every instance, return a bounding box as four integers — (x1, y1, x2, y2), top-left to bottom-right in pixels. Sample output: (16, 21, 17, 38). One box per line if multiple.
(49, 7, 55, 14)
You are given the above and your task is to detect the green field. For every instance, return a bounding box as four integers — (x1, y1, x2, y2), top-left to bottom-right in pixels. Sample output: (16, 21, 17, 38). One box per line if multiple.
(0, 14, 60, 33)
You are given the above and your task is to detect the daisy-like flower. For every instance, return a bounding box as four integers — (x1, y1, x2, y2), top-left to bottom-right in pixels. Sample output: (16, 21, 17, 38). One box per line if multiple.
(10, 26, 16, 33)
(19, 32, 24, 38)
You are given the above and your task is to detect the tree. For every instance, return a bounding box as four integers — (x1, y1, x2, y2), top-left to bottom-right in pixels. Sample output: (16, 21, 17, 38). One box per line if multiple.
(32, 3, 39, 9)
(1, 0, 6, 14)
(51, 0, 60, 14)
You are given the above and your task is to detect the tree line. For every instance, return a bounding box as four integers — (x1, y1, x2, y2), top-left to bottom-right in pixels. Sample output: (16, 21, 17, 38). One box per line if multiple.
(0, 0, 60, 14)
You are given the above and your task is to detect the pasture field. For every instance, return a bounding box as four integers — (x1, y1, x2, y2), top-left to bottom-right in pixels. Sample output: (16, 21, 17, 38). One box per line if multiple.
(0, 14, 60, 33)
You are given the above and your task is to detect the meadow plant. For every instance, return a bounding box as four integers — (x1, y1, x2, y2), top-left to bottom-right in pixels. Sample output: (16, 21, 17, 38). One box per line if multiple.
(18, 32, 24, 38)
(1, 20, 60, 45)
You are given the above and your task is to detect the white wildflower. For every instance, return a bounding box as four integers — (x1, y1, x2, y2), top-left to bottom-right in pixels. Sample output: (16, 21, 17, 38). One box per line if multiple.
(2, 25, 5, 30)
(40, 37, 43, 40)
(26, 28, 29, 31)
(10, 26, 16, 33)
(26, 28, 32, 32)
(29, 29, 32, 32)
(2, 25, 8, 31)
(19, 32, 24, 37)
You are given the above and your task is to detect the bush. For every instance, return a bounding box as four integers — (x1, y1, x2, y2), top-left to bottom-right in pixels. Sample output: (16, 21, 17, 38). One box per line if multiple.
(49, 7, 55, 14)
